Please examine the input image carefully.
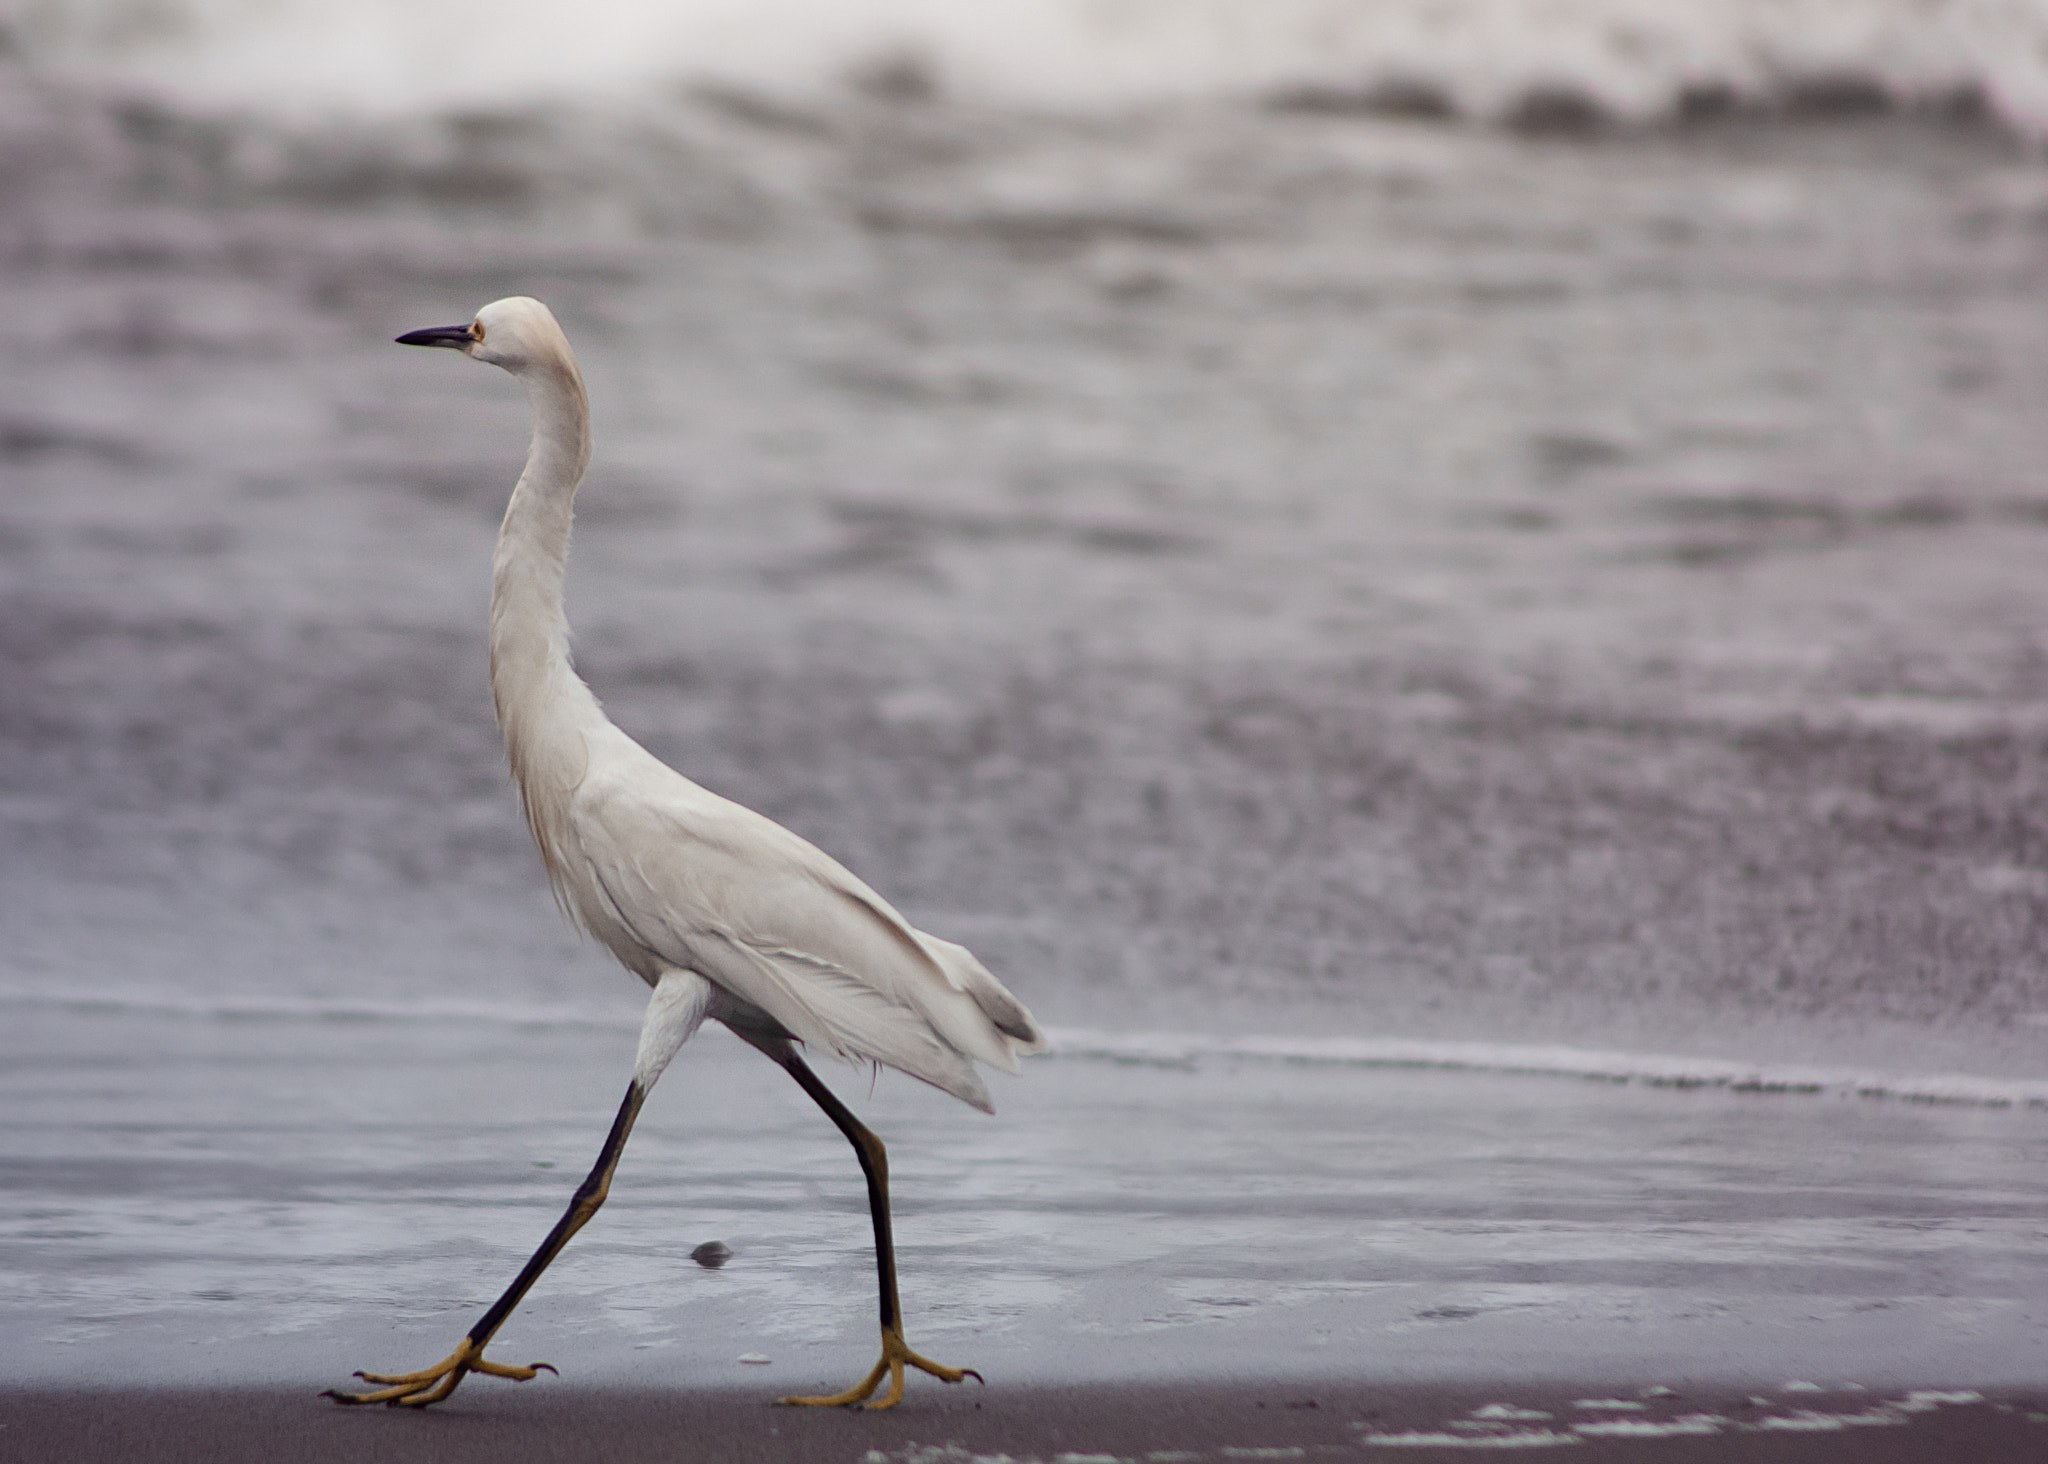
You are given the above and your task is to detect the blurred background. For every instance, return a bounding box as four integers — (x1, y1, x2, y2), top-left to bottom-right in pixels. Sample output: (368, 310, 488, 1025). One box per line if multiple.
(7, 0, 2048, 1399)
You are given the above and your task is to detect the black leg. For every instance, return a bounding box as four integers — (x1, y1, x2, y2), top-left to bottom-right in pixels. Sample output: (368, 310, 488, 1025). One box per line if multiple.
(773, 1049, 903, 1335)
(323, 1079, 649, 1407)
(761, 1041, 983, 1409)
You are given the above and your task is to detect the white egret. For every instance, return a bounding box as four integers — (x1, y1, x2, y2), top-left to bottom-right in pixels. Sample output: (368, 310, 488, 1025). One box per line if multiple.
(324, 297, 1044, 1412)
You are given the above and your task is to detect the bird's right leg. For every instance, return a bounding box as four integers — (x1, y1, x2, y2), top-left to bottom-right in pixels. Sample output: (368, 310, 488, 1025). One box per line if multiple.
(323, 1079, 648, 1407)
(756, 1040, 982, 1411)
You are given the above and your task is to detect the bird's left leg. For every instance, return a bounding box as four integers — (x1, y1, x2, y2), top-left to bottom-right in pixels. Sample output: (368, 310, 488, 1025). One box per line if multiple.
(758, 1040, 983, 1411)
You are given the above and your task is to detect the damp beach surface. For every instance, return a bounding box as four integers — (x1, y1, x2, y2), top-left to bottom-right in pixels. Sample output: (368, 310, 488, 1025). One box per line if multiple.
(5, 29, 2048, 1460)
(5, 1002, 2048, 1459)
(6, 1002, 2048, 1394)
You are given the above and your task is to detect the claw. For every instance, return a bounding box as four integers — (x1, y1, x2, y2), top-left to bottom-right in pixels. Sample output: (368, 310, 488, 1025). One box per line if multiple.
(781, 1325, 979, 1411)
(323, 1338, 554, 1407)
(472, 1356, 555, 1380)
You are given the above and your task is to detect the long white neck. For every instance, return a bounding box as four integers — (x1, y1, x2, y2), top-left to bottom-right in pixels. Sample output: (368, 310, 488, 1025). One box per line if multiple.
(489, 354, 606, 881)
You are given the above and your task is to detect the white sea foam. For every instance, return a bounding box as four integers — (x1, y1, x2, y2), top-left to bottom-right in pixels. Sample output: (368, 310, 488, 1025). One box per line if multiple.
(1044, 1027, 2048, 1111)
(12, 0, 2048, 133)
(0, 982, 638, 1031)
(1367, 1392, 1982, 1447)
(1573, 1416, 1725, 1437)
(5, 982, 2046, 1111)
(1361, 1430, 1579, 1449)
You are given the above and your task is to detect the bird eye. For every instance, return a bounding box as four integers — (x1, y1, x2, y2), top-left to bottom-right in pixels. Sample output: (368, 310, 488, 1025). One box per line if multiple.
(470, 322, 486, 341)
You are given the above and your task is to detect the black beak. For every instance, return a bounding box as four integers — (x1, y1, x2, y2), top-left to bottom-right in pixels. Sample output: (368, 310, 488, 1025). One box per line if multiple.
(396, 324, 475, 349)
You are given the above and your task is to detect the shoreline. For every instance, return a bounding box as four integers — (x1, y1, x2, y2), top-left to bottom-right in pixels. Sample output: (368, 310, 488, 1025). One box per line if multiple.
(3, 1380, 2040, 1463)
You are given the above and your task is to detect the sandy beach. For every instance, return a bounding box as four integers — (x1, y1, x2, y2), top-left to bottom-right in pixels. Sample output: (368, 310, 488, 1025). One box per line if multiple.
(5, 1381, 2044, 1463)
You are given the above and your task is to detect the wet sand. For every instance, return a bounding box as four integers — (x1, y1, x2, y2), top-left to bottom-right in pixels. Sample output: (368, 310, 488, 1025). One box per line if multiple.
(3, 1381, 2041, 1463)
(6, 1004, 2047, 1406)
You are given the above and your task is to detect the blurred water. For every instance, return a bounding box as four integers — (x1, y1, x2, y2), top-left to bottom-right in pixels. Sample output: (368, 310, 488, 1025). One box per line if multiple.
(8, 74, 2048, 1069)
(14, 0, 2048, 131)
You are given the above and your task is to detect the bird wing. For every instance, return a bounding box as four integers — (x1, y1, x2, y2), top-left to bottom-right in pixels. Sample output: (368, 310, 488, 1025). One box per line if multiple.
(565, 748, 1043, 1112)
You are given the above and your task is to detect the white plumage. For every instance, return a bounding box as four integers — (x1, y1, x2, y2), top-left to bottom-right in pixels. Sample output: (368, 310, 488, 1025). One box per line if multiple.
(567, 744, 1041, 1109)
(467, 294, 1041, 1102)
(326, 294, 1040, 1413)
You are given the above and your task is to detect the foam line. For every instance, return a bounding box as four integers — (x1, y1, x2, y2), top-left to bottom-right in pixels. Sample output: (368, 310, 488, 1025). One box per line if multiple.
(1040, 1027, 2048, 1111)
(5, 986, 2044, 1110)
(0, 985, 639, 1031)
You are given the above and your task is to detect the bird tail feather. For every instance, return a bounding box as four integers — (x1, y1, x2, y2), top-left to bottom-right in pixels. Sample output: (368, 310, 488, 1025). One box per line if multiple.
(907, 931, 1048, 1067)
(702, 933, 996, 1111)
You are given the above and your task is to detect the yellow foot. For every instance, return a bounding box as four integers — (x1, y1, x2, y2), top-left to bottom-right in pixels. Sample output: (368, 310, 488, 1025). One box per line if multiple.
(780, 1326, 982, 1411)
(321, 1337, 557, 1407)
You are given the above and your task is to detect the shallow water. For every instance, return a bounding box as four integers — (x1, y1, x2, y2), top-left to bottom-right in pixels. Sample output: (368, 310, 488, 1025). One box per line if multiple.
(4, 1001, 2047, 1391)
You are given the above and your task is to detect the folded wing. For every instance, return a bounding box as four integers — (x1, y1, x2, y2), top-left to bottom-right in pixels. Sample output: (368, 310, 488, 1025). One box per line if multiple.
(566, 754, 1044, 1112)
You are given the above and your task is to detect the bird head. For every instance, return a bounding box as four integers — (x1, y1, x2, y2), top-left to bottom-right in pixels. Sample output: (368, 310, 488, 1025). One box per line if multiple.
(396, 296, 572, 377)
